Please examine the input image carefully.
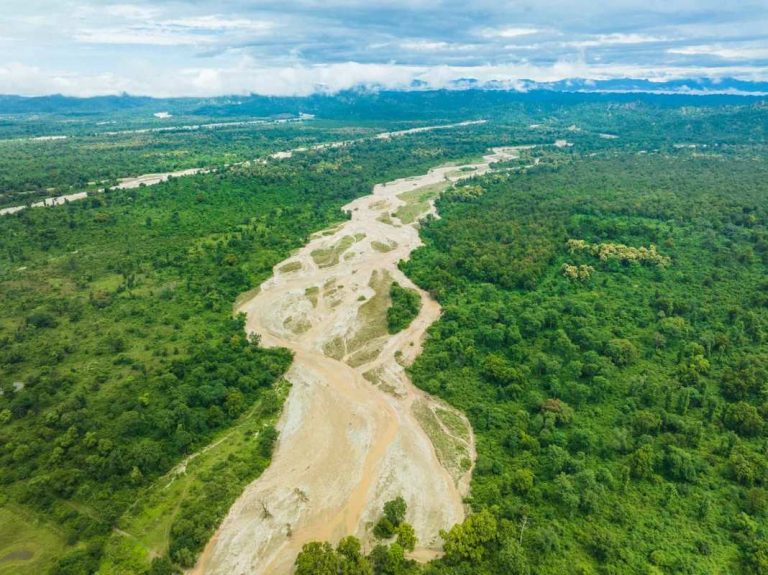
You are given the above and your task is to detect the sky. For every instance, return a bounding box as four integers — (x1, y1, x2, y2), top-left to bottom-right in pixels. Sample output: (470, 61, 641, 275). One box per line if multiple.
(1, 0, 767, 97)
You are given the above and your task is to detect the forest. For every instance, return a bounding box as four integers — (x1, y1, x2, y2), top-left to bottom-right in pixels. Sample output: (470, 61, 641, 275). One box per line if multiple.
(1, 94, 767, 574)
(290, 105, 768, 574)
(400, 149, 768, 573)
(0, 123, 501, 574)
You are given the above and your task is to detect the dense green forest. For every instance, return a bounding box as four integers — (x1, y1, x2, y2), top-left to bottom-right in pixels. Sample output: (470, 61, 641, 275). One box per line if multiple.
(2, 92, 764, 209)
(0, 126, 499, 574)
(290, 106, 768, 574)
(0, 120, 377, 208)
(400, 151, 768, 573)
(2, 94, 768, 574)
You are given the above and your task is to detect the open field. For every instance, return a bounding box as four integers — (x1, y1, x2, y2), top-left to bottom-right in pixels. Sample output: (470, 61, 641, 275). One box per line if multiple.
(0, 506, 66, 575)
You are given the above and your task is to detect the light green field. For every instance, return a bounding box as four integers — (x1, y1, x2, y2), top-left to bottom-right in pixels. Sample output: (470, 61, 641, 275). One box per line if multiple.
(97, 383, 289, 574)
(394, 181, 449, 224)
(310, 235, 355, 268)
(0, 505, 67, 575)
(371, 240, 397, 253)
(412, 400, 472, 482)
(278, 261, 302, 273)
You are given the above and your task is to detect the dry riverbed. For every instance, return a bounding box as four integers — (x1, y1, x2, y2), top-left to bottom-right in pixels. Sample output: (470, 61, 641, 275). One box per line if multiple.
(191, 146, 524, 575)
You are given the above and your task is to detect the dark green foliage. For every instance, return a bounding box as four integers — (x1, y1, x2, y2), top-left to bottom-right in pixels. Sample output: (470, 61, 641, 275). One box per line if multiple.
(403, 146, 768, 573)
(374, 496, 407, 539)
(0, 129, 496, 572)
(387, 283, 421, 334)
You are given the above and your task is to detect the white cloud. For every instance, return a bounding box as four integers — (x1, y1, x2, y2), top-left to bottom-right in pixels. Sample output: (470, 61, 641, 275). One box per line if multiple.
(165, 16, 275, 32)
(567, 33, 669, 48)
(669, 44, 768, 59)
(2, 57, 767, 98)
(73, 14, 275, 46)
(399, 40, 474, 52)
(74, 28, 214, 46)
(479, 26, 542, 39)
(1, 0, 767, 96)
(102, 4, 161, 20)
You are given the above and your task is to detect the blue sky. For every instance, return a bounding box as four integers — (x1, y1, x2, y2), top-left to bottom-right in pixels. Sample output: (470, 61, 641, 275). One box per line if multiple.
(1, 0, 767, 96)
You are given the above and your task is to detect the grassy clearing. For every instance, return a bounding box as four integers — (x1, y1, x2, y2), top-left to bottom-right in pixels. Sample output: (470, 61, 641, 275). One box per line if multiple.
(97, 382, 289, 575)
(412, 400, 469, 483)
(377, 213, 395, 226)
(232, 286, 260, 311)
(278, 261, 303, 273)
(0, 505, 67, 575)
(284, 316, 311, 335)
(363, 368, 383, 386)
(347, 270, 391, 354)
(435, 407, 471, 443)
(371, 240, 397, 253)
(323, 336, 346, 360)
(311, 235, 355, 268)
(347, 344, 384, 368)
(394, 181, 449, 224)
(363, 368, 401, 397)
(369, 200, 389, 211)
(305, 286, 319, 307)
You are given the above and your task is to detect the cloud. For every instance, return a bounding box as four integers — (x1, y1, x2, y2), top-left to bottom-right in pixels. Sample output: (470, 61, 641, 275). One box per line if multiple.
(73, 13, 276, 46)
(398, 40, 475, 52)
(2, 56, 767, 98)
(102, 4, 160, 20)
(567, 33, 670, 48)
(165, 16, 275, 33)
(669, 44, 768, 60)
(479, 27, 543, 39)
(0, 0, 767, 96)
(74, 28, 215, 46)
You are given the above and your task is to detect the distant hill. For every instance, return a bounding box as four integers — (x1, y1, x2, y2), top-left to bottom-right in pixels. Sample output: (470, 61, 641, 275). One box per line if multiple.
(0, 78, 765, 120)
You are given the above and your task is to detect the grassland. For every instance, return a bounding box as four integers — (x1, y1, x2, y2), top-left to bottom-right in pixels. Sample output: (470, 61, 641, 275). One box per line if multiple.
(0, 505, 66, 575)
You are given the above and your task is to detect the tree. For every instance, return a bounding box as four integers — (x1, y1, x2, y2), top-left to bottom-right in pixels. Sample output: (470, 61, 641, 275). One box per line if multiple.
(629, 444, 656, 479)
(384, 497, 407, 526)
(337, 536, 373, 575)
(440, 510, 498, 564)
(375, 497, 407, 539)
(724, 402, 764, 437)
(498, 538, 530, 575)
(295, 541, 338, 575)
(605, 338, 638, 367)
(396, 523, 417, 552)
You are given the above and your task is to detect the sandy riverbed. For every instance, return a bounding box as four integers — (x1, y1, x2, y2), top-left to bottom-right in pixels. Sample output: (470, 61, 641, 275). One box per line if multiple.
(191, 145, 524, 575)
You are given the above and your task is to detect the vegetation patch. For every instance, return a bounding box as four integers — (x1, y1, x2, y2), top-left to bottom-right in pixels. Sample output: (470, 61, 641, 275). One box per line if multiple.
(346, 270, 391, 354)
(284, 316, 311, 335)
(412, 400, 469, 484)
(304, 286, 319, 307)
(371, 240, 397, 253)
(98, 384, 288, 573)
(323, 336, 346, 360)
(567, 238, 671, 266)
(0, 505, 66, 575)
(386, 282, 421, 334)
(403, 151, 768, 573)
(311, 235, 355, 268)
(278, 261, 303, 273)
(395, 181, 449, 224)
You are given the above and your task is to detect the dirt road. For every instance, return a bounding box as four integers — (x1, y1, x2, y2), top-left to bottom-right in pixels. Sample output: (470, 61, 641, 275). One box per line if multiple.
(191, 146, 524, 575)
